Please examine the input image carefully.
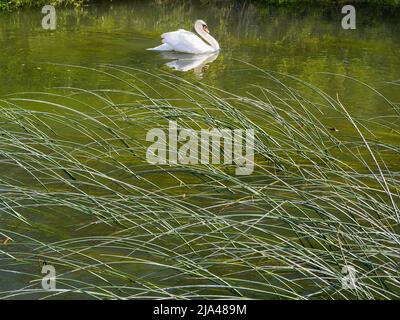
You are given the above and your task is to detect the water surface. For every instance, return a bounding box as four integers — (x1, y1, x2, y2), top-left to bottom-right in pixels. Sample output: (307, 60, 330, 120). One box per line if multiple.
(0, 1, 399, 298)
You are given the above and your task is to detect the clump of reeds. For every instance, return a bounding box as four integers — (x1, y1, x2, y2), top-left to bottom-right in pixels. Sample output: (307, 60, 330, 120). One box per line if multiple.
(0, 64, 399, 299)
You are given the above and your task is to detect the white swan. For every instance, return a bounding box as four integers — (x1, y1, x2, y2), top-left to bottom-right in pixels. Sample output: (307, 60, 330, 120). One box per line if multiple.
(147, 20, 220, 54)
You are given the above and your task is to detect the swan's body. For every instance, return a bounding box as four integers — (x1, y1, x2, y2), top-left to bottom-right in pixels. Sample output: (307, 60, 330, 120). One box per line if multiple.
(148, 20, 220, 54)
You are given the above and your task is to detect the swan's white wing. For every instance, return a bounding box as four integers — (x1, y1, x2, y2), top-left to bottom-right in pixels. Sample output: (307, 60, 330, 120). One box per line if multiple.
(161, 29, 213, 54)
(147, 43, 173, 51)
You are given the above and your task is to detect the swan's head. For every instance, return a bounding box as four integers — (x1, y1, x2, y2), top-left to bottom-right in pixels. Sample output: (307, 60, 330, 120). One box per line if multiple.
(195, 19, 210, 34)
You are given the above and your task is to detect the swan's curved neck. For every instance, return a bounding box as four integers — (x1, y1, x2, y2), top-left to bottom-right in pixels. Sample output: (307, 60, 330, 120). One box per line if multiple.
(197, 29, 220, 51)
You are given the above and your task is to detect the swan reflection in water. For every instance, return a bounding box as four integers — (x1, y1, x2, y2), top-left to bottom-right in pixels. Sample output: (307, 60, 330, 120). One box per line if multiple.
(160, 51, 219, 78)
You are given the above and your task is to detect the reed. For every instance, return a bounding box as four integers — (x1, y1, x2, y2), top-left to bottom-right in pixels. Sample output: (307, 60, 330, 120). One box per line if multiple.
(0, 64, 399, 299)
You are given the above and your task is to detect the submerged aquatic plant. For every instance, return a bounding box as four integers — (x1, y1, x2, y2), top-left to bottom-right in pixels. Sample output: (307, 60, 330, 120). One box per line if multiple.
(0, 64, 399, 299)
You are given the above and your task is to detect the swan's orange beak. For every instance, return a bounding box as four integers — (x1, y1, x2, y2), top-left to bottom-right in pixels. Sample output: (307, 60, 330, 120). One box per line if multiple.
(203, 25, 209, 33)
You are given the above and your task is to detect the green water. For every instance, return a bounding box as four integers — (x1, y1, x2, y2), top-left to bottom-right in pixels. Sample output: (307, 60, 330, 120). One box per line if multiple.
(0, 1, 399, 299)
(1, 2, 399, 103)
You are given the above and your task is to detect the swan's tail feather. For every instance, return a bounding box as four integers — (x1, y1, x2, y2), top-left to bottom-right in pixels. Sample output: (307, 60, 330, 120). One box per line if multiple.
(147, 43, 172, 51)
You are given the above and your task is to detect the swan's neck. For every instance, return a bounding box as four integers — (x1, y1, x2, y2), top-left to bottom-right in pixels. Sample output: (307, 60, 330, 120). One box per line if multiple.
(198, 30, 220, 51)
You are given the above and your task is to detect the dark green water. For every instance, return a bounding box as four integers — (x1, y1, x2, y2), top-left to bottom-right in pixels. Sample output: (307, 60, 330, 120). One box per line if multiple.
(1, 1, 399, 107)
(0, 1, 399, 298)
